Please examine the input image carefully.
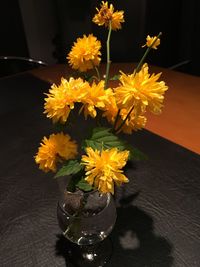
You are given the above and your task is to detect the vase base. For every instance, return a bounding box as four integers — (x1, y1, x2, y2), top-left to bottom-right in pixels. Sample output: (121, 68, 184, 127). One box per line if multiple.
(67, 237, 113, 267)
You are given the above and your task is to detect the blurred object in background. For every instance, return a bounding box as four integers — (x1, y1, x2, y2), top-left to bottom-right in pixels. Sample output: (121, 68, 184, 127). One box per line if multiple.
(18, 0, 57, 65)
(53, 0, 92, 63)
(0, 1, 29, 58)
(0, 56, 47, 78)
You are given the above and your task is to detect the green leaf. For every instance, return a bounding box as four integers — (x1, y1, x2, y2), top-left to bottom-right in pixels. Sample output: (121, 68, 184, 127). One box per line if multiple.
(67, 174, 82, 192)
(131, 147, 148, 160)
(83, 127, 148, 161)
(124, 144, 148, 161)
(76, 179, 93, 192)
(81, 73, 94, 82)
(83, 127, 127, 151)
(92, 127, 111, 139)
(55, 160, 82, 178)
(110, 74, 120, 81)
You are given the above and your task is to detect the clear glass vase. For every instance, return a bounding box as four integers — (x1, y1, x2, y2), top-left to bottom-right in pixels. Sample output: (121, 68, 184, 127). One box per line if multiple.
(57, 189, 117, 266)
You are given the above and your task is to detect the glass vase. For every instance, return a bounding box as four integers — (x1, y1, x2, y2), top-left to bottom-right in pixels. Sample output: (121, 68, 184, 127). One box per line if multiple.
(57, 188, 117, 266)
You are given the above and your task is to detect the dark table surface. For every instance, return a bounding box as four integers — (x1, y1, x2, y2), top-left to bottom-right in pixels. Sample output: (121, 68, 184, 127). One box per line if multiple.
(0, 73, 200, 267)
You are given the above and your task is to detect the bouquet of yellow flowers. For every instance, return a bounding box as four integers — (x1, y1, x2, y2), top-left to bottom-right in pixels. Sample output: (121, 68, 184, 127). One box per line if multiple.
(35, 1, 168, 195)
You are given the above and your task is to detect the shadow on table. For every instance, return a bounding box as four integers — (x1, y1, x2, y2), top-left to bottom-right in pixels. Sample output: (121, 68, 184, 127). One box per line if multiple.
(55, 235, 74, 266)
(55, 194, 174, 267)
(110, 205, 174, 266)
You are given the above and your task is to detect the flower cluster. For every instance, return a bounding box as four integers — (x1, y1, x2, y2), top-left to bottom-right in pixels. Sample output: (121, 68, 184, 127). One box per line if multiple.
(35, 133, 77, 172)
(44, 78, 114, 123)
(44, 77, 87, 123)
(81, 147, 129, 194)
(35, 1, 168, 194)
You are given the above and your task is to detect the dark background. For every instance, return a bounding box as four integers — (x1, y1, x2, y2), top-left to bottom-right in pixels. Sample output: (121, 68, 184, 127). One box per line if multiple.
(1, 0, 200, 75)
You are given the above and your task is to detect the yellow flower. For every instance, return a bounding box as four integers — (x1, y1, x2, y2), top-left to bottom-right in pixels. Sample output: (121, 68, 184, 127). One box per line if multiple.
(101, 93, 146, 132)
(44, 77, 88, 123)
(80, 80, 114, 119)
(67, 34, 101, 72)
(102, 94, 118, 125)
(35, 133, 78, 172)
(81, 147, 129, 194)
(143, 35, 160, 49)
(93, 1, 124, 30)
(115, 63, 168, 114)
(116, 108, 147, 134)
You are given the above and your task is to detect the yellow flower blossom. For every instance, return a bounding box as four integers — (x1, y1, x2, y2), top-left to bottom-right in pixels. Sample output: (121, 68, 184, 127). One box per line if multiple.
(81, 147, 129, 194)
(35, 133, 78, 172)
(101, 93, 147, 132)
(115, 63, 168, 114)
(67, 34, 101, 72)
(44, 77, 88, 123)
(93, 1, 124, 30)
(80, 80, 114, 119)
(116, 108, 147, 134)
(102, 94, 118, 125)
(143, 35, 160, 49)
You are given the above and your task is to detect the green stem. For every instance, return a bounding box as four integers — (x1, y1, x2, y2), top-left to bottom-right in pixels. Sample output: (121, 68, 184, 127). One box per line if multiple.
(94, 66, 101, 81)
(92, 76, 99, 82)
(135, 32, 162, 73)
(135, 47, 151, 74)
(63, 193, 89, 238)
(112, 109, 121, 132)
(115, 105, 135, 133)
(104, 21, 112, 89)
